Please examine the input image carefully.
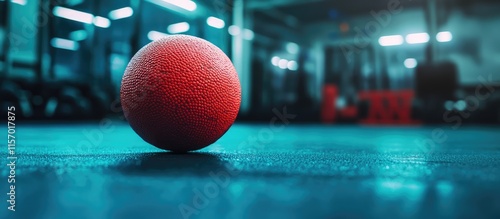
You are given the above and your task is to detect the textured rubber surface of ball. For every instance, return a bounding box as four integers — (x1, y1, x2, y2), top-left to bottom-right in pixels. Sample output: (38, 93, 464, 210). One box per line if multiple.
(120, 35, 241, 152)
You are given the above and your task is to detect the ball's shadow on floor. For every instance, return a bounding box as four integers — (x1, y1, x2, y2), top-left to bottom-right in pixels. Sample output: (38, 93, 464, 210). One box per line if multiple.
(115, 152, 229, 177)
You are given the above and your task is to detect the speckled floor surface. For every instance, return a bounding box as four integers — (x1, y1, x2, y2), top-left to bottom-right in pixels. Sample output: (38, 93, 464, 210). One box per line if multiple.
(1, 123, 500, 219)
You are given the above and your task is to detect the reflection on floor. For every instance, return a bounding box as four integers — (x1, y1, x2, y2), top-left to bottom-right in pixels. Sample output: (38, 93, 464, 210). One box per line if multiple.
(2, 123, 500, 219)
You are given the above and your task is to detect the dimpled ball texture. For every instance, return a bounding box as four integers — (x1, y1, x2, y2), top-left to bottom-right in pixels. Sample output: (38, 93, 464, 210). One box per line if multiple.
(120, 35, 241, 152)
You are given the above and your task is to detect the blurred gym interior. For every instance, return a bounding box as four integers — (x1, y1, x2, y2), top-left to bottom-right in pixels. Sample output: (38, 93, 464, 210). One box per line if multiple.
(1, 0, 500, 219)
(1, 0, 499, 124)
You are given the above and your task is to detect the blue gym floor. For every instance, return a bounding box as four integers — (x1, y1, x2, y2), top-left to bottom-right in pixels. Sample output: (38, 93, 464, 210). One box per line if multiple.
(2, 122, 500, 219)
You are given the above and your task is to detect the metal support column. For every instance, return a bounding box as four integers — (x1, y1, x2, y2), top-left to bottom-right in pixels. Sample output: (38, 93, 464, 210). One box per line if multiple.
(425, 0, 438, 63)
(232, 0, 252, 115)
(2, 0, 11, 78)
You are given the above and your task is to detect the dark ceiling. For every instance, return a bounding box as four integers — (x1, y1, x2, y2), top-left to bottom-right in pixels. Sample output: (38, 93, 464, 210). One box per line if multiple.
(275, 0, 425, 23)
(250, 0, 500, 24)
(247, 0, 500, 45)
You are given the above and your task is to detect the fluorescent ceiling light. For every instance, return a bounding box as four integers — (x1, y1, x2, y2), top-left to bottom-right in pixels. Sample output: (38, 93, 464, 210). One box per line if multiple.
(228, 25, 240, 36)
(378, 35, 404, 46)
(53, 6, 94, 24)
(278, 59, 288, 69)
(167, 22, 190, 34)
(271, 56, 280, 66)
(243, 29, 254, 40)
(286, 42, 299, 54)
(148, 30, 169, 41)
(207, 16, 225, 29)
(406, 33, 430, 44)
(437, 31, 453, 42)
(11, 0, 27, 5)
(50, 38, 79, 51)
(162, 0, 196, 11)
(109, 7, 133, 20)
(93, 16, 110, 28)
(404, 58, 417, 69)
(287, 60, 298, 71)
(53, 6, 110, 28)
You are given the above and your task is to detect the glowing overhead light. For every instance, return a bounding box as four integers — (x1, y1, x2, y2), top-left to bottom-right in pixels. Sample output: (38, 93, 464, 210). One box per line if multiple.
(108, 7, 133, 20)
(287, 60, 298, 71)
(93, 16, 110, 28)
(455, 100, 466, 111)
(243, 29, 254, 40)
(406, 33, 430, 44)
(336, 97, 347, 109)
(167, 22, 190, 34)
(50, 38, 79, 51)
(444, 101, 454, 111)
(147, 30, 169, 41)
(278, 59, 288, 69)
(53, 6, 93, 24)
(437, 31, 453, 42)
(286, 42, 299, 54)
(271, 56, 280, 66)
(207, 16, 225, 29)
(404, 58, 417, 69)
(228, 25, 240, 36)
(69, 30, 87, 41)
(53, 6, 110, 28)
(11, 0, 27, 5)
(162, 0, 197, 11)
(378, 35, 404, 46)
